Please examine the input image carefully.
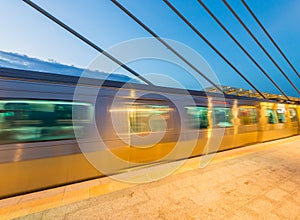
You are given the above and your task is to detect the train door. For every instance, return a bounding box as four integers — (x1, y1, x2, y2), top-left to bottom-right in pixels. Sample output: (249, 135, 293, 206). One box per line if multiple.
(210, 101, 235, 152)
(235, 105, 259, 146)
(258, 102, 293, 142)
(184, 105, 209, 156)
(128, 99, 177, 164)
(287, 105, 299, 135)
(297, 105, 300, 134)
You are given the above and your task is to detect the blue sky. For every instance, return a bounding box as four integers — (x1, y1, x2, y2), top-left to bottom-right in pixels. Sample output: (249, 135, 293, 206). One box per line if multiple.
(0, 0, 299, 97)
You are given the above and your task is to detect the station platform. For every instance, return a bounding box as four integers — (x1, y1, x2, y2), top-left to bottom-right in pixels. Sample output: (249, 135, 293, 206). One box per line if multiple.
(1, 136, 299, 219)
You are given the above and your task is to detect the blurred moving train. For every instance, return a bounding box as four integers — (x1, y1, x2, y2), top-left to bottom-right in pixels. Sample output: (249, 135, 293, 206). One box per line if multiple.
(0, 67, 299, 198)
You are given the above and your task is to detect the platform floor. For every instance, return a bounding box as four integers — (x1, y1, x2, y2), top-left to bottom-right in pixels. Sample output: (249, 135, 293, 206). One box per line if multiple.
(0, 136, 300, 219)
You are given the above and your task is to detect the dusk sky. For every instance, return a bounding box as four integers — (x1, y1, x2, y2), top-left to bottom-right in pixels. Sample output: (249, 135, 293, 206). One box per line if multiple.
(0, 0, 299, 97)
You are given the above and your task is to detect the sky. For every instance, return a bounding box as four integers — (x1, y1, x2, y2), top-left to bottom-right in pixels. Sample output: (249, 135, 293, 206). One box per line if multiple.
(0, 0, 299, 97)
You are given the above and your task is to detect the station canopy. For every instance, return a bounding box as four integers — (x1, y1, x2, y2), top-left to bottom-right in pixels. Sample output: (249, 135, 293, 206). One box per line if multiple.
(205, 86, 300, 104)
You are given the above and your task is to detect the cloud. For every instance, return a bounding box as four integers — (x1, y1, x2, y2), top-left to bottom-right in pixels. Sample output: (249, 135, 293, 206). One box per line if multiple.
(0, 50, 140, 83)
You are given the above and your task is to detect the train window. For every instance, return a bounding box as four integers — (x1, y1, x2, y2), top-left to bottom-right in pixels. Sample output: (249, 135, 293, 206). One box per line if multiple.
(129, 104, 171, 133)
(289, 108, 298, 122)
(185, 106, 208, 129)
(0, 100, 93, 144)
(238, 107, 258, 125)
(212, 107, 233, 127)
(276, 108, 286, 123)
(265, 109, 278, 124)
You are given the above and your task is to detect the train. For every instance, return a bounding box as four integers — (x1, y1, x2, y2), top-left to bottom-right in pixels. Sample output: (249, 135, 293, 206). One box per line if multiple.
(0, 67, 299, 198)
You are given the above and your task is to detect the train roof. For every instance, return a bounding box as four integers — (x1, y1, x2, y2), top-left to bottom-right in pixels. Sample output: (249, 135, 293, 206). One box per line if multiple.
(0, 67, 298, 104)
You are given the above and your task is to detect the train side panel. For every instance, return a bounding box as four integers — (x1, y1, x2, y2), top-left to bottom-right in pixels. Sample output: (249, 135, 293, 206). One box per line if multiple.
(258, 102, 299, 142)
(0, 74, 299, 198)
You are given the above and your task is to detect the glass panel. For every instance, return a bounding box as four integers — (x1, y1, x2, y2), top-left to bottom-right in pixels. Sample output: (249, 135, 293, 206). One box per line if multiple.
(289, 108, 298, 122)
(0, 100, 92, 144)
(276, 108, 286, 123)
(265, 109, 278, 124)
(238, 107, 258, 125)
(185, 106, 208, 129)
(129, 104, 170, 133)
(212, 107, 233, 127)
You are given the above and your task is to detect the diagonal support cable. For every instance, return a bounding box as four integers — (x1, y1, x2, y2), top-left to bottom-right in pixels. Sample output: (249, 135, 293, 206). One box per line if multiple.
(223, 0, 299, 94)
(242, 0, 300, 79)
(163, 0, 266, 99)
(197, 1, 290, 100)
(22, 0, 154, 86)
(111, 0, 224, 94)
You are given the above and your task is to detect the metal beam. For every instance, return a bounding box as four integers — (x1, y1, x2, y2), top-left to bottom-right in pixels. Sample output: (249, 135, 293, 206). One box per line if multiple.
(22, 0, 153, 86)
(197, 0, 290, 100)
(163, 0, 266, 99)
(223, 0, 299, 94)
(111, 0, 224, 94)
(242, 0, 300, 79)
